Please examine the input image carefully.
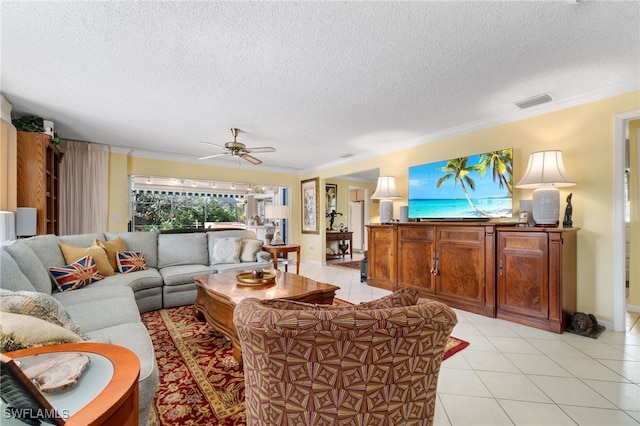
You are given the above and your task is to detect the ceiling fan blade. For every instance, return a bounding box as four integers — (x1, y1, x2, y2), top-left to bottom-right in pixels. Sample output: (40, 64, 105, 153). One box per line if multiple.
(246, 146, 276, 153)
(240, 153, 263, 165)
(198, 152, 228, 160)
(200, 141, 227, 150)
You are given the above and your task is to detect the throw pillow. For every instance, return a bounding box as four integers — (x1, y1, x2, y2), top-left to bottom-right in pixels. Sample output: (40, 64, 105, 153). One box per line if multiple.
(240, 239, 264, 262)
(116, 251, 148, 273)
(0, 312, 85, 353)
(95, 237, 127, 270)
(210, 237, 242, 264)
(58, 241, 114, 276)
(0, 289, 89, 340)
(49, 255, 104, 292)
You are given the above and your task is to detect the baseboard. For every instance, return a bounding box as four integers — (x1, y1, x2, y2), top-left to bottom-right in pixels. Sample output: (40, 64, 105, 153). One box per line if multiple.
(628, 304, 640, 314)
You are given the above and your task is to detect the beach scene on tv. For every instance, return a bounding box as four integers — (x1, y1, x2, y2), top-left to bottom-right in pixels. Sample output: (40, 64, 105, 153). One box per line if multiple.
(408, 149, 513, 219)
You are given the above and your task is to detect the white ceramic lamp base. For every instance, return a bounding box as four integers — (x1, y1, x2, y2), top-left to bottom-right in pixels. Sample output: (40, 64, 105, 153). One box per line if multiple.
(532, 187, 560, 225)
(379, 199, 393, 223)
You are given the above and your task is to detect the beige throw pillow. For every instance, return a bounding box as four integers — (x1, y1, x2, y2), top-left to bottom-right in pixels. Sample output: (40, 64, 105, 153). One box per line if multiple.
(0, 312, 84, 353)
(240, 239, 264, 262)
(0, 289, 89, 340)
(58, 241, 114, 276)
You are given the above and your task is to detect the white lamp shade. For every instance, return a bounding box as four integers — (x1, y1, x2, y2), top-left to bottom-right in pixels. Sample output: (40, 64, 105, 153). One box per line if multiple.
(371, 176, 401, 199)
(516, 151, 575, 226)
(16, 207, 37, 237)
(265, 205, 289, 219)
(0, 211, 16, 241)
(515, 150, 575, 188)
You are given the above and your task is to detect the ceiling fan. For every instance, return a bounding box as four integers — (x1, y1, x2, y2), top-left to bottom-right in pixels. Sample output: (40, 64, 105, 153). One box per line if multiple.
(198, 128, 276, 165)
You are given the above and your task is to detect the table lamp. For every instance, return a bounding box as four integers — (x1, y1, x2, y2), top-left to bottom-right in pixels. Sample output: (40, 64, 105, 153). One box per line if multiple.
(0, 211, 16, 242)
(515, 150, 575, 226)
(371, 176, 401, 223)
(16, 207, 37, 237)
(265, 205, 289, 245)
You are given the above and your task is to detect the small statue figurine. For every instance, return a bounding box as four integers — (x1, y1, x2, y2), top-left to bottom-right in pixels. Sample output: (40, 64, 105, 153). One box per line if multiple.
(562, 193, 573, 228)
(326, 209, 343, 231)
(566, 312, 605, 339)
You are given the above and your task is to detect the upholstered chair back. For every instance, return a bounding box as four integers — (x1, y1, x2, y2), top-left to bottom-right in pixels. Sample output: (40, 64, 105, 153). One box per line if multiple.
(233, 289, 457, 426)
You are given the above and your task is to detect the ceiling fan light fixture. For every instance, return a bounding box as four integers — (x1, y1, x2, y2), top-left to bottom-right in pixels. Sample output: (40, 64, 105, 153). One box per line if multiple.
(198, 128, 275, 164)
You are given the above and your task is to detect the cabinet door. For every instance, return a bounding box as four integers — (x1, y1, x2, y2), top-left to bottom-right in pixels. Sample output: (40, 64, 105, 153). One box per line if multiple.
(367, 226, 396, 290)
(397, 225, 435, 294)
(435, 226, 486, 306)
(497, 232, 549, 320)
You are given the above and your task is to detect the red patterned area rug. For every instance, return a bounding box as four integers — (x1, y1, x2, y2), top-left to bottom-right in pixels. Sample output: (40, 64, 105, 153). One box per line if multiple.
(142, 304, 469, 426)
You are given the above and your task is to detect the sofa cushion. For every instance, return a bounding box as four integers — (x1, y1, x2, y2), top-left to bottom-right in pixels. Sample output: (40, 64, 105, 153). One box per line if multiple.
(20, 235, 66, 287)
(58, 241, 114, 277)
(117, 251, 148, 273)
(60, 295, 141, 332)
(158, 233, 208, 268)
(87, 322, 159, 426)
(240, 239, 264, 262)
(95, 269, 163, 293)
(104, 231, 159, 268)
(52, 283, 134, 307)
(50, 255, 105, 292)
(0, 289, 89, 339)
(0, 248, 37, 292)
(95, 236, 127, 270)
(3, 242, 52, 294)
(159, 264, 215, 286)
(209, 237, 242, 265)
(0, 312, 85, 352)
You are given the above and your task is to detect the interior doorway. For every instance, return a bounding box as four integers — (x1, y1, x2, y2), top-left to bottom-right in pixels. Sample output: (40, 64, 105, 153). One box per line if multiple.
(348, 186, 369, 253)
(615, 110, 640, 332)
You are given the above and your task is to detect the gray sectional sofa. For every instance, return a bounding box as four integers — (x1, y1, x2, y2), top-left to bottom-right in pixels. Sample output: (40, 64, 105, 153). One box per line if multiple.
(0, 228, 271, 426)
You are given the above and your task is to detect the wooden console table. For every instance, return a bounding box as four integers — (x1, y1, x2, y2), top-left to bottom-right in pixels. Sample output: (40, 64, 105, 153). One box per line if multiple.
(4, 342, 139, 426)
(326, 231, 353, 260)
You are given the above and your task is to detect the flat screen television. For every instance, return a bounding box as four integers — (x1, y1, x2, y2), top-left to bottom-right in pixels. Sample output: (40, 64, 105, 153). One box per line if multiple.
(408, 148, 513, 221)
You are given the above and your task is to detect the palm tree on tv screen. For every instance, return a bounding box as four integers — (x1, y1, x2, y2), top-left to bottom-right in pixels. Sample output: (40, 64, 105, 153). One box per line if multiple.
(478, 149, 513, 196)
(436, 157, 489, 217)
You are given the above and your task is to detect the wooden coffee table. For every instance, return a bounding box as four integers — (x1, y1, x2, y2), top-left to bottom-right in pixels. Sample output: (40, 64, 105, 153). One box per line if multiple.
(193, 269, 339, 364)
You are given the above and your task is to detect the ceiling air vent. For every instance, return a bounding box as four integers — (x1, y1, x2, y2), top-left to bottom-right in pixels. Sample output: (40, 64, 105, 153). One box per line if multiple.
(515, 94, 553, 109)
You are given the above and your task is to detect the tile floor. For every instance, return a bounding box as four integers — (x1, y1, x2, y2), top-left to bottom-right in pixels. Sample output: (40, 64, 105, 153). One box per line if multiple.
(299, 254, 640, 426)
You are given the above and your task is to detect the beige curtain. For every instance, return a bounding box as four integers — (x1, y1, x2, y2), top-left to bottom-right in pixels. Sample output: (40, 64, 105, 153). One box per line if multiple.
(59, 140, 109, 235)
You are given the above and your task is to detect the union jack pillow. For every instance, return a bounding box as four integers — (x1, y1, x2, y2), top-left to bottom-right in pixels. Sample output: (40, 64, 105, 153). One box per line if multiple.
(116, 251, 148, 273)
(49, 255, 104, 292)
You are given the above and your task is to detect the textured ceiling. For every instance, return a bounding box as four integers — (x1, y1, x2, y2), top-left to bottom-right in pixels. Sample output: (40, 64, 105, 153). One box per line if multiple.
(1, 1, 639, 175)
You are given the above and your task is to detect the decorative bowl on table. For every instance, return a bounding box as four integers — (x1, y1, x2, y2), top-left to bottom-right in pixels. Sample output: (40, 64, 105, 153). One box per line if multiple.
(236, 271, 276, 286)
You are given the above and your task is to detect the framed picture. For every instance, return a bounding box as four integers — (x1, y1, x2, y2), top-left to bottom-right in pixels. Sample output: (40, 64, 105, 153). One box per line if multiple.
(326, 184, 337, 215)
(301, 178, 319, 234)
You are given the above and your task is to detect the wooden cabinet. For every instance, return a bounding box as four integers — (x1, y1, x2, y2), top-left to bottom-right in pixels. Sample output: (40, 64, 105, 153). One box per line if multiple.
(393, 223, 495, 316)
(366, 225, 395, 290)
(16, 131, 62, 235)
(367, 223, 578, 332)
(496, 228, 577, 333)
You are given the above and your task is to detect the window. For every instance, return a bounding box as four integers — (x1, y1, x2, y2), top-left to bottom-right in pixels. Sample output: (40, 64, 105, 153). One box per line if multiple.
(129, 176, 285, 231)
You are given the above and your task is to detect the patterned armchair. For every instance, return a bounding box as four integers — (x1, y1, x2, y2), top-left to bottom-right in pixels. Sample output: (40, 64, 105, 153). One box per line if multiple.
(233, 289, 457, 425)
